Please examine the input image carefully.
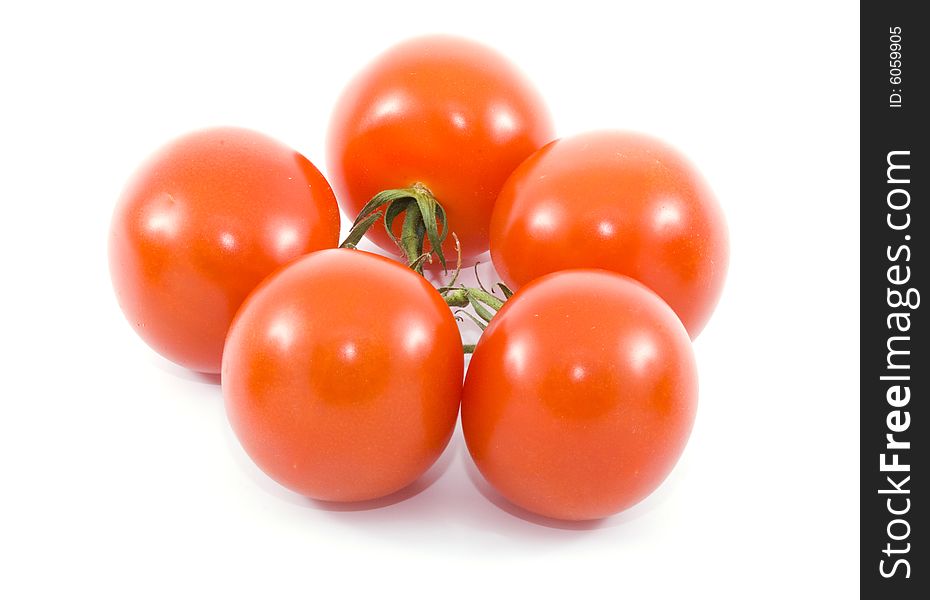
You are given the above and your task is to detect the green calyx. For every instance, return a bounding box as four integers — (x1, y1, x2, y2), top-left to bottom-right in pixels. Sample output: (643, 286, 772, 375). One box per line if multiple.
(340, 182, 449, 273)
(440, 277, 513, 335)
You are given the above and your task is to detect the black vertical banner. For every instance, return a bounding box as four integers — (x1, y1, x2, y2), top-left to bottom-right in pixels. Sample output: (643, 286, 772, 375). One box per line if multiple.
(862, 2, 927, 596)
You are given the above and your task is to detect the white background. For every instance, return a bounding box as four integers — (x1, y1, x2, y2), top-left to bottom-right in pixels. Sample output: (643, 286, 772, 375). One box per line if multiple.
(0, 1, 859, 597)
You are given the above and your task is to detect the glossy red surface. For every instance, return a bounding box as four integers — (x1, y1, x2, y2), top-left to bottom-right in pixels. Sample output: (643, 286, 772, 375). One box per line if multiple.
(462, 270, 698, 521)
(327, 35, 554, 260)
(222, 249, 464, 502)
(109, 127, 340, 373)
(490, 131, 729, 338)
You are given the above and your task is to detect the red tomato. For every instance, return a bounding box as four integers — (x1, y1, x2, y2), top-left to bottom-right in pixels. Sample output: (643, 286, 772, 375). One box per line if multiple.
(109, 127, 340, 374)
(462, 270, 698, 521)
(222, 249, 463, 502)
(490, 131, 729, 338)
(327, 35, 554, 260)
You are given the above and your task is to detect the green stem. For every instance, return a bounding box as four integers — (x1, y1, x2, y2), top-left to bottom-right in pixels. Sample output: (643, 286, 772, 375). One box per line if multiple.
(443, 288, 469, 308)
(399, 206, 426, 273)
(341, 193, 509, 357)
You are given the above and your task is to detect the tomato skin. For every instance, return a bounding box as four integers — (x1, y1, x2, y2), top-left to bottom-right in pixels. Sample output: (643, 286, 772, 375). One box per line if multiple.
(461, 269, 697, 521)
(222, 249, 463, 502)
(326, 35, 554, 260)
(490, 131, 729, 338)
(108, 127, 340, 374)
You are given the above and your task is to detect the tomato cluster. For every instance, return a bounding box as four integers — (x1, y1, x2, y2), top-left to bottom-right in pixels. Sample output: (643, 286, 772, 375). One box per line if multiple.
(109, 35, 727, 521)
